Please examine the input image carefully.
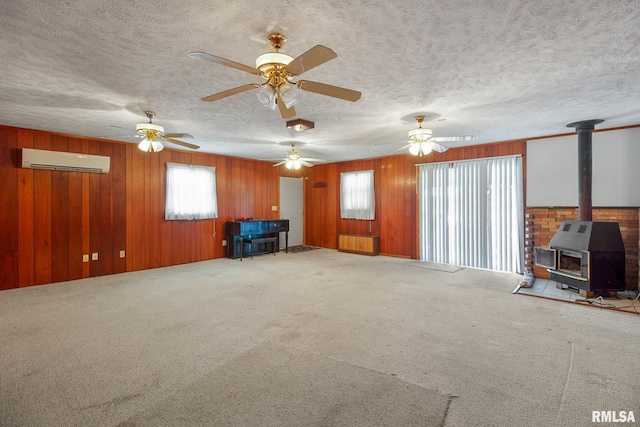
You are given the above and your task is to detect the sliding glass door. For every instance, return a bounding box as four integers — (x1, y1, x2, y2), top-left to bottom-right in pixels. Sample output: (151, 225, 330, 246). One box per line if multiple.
(418, 156, 524, 273)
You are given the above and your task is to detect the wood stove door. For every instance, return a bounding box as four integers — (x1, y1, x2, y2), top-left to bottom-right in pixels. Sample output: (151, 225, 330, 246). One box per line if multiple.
(534, 247, 557, 269)
(557, 249, 589, 280)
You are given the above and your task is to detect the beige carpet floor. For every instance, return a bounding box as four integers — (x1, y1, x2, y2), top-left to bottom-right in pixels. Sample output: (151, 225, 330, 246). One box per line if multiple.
(121, 343, 450, 426)
(1, 249, 639, 426)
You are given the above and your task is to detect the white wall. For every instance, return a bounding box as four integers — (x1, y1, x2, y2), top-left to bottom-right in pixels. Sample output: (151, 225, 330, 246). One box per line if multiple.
(527, 127, 640, 207)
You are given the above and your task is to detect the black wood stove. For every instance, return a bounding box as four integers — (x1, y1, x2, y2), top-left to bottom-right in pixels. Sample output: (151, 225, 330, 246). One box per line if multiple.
(536, 221, 626, 292)
(534, 119, 626, 292)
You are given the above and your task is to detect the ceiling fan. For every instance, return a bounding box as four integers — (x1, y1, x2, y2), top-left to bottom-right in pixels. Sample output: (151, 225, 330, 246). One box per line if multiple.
(402, 115, 474, 156)
(135, 111, 200, 152)
(188, 32, 362, 119)
(271, 143, 326, 169)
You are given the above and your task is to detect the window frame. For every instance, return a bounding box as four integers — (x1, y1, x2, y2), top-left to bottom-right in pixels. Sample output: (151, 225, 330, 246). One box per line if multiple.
(339, 169, 375, 220)
(165, 162, 218, 220)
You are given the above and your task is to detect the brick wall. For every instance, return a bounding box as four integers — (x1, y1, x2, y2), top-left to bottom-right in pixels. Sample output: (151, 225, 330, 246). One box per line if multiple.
(525, 207, 639, 289)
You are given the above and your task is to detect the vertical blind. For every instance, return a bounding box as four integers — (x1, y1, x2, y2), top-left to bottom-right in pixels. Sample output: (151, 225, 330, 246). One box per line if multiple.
(340, 170, 375, 220)
(165, 162, 218, 220)
(418, 156, 524, 273)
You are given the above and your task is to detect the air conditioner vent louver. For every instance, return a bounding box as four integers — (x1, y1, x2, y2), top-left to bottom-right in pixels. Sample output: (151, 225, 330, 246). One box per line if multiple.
(21, 148, 110, 174)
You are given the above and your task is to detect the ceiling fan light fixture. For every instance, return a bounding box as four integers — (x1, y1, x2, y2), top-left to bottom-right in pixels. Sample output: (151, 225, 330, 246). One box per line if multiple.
(137, 138, 164, 153)
(409, 142, 421, 156)
(285, 159, 302, 170)
(256, 85, 277, 109)
(279, 84, 297, 108)
(421, 143, 433, 156)
(151, 140, 164, 152)
(138, 138, 151, 152)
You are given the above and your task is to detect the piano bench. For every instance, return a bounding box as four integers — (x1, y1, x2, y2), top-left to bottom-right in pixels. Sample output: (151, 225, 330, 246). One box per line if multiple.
(241, 237, 278, 260)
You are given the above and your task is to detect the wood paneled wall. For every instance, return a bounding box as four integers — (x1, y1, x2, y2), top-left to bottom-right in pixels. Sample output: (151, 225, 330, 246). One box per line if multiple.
(0, 122, 525, 289)
(0, 125, 302, 290)
(305, 140, 527, 258)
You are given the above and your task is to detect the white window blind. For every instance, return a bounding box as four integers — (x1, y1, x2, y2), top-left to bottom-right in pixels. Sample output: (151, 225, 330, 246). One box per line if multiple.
(340, 170, 375, 220)
(165, 162, 218, 220)
(418, 156, 524, 273)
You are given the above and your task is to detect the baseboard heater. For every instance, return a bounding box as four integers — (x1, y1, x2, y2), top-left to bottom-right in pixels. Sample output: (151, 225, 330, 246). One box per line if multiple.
(338, 234, 380, 256)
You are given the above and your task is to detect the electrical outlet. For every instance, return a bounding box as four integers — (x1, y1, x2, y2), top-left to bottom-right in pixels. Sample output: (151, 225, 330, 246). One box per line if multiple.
(83, 254, 89, 263)
(272, 205, 278, 211)
(119, 250, 125, 258)
(222, 240, 227, 247)
(92, 253, 98, 261)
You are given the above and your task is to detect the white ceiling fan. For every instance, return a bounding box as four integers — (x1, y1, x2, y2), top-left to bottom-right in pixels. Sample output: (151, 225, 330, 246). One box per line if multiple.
(401, 115, 474, 156)
(269, 143, 326, 169)
(189, 32, 361, 119)
(134, 111, 199, 152)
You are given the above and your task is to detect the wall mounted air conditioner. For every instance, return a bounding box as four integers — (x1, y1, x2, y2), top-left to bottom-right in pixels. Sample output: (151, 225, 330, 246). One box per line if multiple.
(21, 148, 110, 173)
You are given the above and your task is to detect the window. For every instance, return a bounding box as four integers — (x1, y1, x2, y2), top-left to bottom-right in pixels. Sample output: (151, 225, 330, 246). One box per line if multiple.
(340, 170, 375, 220)
(165, 162, 218, 220)
(418, 156, 524, 273)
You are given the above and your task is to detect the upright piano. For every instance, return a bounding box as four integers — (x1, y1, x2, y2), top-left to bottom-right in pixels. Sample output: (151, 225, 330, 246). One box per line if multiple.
(225, 219, 289, 260)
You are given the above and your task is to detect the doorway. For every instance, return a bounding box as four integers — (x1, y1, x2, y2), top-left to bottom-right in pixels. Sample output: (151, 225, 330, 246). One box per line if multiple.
(279, 177, 303, 248)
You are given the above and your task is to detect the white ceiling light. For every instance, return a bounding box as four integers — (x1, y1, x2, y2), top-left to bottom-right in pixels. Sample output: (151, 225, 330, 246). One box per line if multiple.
(270, 142, 326, 169)
(137, 136, 164, 153)
(136, 120, 165, 152)
(256, 85, 277, 109)
(138, 138, 151, 152)
(278, 83, 297, 109)
(133, 111, 199, 153)
(409, 142, 433, 156)
(285, 158, 302, 170)
(405, 115, 471, 157)
(407, 116, 438, 157)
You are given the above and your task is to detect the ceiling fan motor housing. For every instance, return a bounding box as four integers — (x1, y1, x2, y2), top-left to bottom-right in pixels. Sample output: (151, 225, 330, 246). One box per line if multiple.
(136, 122, 164, 134)
(409, 127, 433, 142)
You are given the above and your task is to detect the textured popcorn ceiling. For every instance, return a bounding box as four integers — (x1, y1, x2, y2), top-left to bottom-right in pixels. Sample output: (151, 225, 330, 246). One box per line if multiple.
(1, 0, 639, 162)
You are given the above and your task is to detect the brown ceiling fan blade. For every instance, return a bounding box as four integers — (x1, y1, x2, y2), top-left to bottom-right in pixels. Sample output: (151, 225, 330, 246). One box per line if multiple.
(296, 80, 361, 102)
(277, 94, 296, 119)
(299, 159, 315, 168)
(202, 84, 260, 102)
(163, 133, 193, 139)
(163, 138, 200, 150)
(300, 157, 326, 163)
(272, 160, 287, 167)
(188, 52, 260, 75)
(433, 136, 475, 142)
(285, 45, 337, 76)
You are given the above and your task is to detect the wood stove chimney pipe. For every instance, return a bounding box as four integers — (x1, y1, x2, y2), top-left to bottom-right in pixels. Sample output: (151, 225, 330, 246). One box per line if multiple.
(566, 119, 603, 222)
